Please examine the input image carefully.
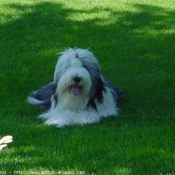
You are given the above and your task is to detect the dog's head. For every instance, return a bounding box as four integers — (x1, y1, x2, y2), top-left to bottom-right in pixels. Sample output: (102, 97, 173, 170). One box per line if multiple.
(53, 48, 106, 109)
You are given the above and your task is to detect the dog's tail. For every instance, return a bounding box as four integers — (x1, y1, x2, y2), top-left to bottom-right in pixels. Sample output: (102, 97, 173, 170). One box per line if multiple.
(103, 77, 125, 102)
(27, 82, 54, 110)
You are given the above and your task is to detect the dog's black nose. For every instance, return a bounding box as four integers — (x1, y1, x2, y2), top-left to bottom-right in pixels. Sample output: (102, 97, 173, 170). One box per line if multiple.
(73, 76, 82, 83)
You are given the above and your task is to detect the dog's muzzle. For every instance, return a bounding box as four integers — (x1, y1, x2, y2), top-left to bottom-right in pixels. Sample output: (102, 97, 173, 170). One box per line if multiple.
(70, 75, 82, 96)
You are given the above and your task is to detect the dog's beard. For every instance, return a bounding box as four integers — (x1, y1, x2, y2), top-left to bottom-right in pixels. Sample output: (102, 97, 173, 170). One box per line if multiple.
(55, 85, 91, 111)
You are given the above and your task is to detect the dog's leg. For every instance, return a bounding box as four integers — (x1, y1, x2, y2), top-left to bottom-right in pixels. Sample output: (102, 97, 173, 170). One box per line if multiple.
(40, 110, 100, 127)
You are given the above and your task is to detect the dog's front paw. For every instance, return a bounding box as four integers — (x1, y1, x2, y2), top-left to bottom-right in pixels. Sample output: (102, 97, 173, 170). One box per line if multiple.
(85, 112, 100, 124)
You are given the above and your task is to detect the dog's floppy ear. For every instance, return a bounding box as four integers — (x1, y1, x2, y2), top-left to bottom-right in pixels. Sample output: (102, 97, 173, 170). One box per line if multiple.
(83, 62, 106, 110)
(87, 76, 106, 110)
(90, 75, 106, 103)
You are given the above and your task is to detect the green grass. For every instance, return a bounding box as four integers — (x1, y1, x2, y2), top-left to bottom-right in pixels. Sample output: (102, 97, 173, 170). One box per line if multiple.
(0, 0, 175, 174)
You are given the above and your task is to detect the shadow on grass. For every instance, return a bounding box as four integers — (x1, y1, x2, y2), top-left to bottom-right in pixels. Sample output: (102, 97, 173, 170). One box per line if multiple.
(0, 1, 175, 174)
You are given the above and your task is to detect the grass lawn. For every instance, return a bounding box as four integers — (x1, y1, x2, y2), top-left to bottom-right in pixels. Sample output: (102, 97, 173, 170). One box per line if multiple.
(0, 0, 175, 174)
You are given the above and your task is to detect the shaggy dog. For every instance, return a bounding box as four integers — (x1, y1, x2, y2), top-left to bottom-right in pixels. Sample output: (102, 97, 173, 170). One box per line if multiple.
(27, 48, 124, 127)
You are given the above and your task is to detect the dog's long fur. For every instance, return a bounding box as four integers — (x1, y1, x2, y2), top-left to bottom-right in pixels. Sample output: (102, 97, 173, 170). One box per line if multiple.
(27, 48, 124, 127)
